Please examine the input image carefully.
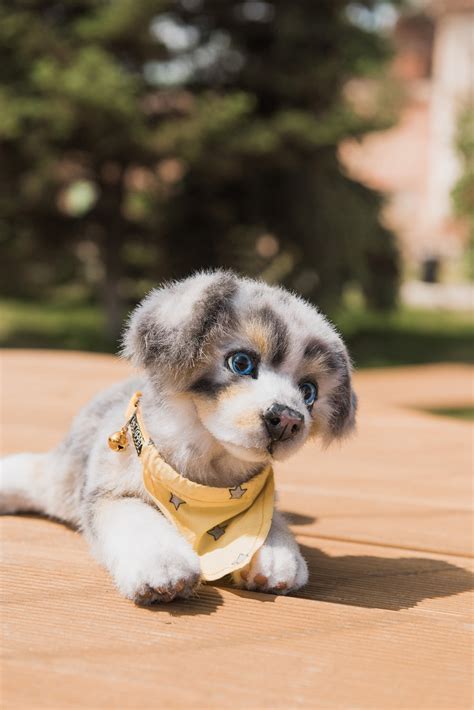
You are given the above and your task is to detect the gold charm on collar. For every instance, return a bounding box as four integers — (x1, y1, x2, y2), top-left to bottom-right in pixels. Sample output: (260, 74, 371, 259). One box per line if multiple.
(108, 427, 129, 452)
(108, 391, 142, 453)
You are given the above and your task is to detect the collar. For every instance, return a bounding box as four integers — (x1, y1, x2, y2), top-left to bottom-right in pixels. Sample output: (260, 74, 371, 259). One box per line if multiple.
(109, 392, 275, 581)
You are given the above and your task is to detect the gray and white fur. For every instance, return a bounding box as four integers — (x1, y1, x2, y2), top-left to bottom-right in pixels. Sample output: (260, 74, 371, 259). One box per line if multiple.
(0, 271, 356, 604)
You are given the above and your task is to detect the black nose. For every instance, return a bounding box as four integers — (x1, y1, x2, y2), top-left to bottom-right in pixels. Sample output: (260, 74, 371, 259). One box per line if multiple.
(263, 403, 304, 442)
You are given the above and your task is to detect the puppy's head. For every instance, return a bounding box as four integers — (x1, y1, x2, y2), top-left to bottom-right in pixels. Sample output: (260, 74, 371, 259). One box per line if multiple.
(123, 270, 356, 464)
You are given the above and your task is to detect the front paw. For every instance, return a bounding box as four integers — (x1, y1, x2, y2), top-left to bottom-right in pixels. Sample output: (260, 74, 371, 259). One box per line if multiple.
(134, 573, 200, 605)
(233, 543, 308, 595)
(114, 545, 201, 605)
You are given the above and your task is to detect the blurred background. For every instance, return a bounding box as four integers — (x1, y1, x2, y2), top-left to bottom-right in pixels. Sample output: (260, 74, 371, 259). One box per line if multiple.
(0, 0, 472, 368)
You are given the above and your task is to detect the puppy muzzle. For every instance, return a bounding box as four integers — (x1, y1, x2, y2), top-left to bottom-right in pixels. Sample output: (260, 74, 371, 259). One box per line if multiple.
(263, 403, 304, 443)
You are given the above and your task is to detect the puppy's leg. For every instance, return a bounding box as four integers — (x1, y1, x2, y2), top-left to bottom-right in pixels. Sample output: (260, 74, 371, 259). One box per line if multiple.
(0, 453, 46, 514)
(232, 510, 308, 595)
(84, 494, 201, 604)
(0, 452, 80, 525)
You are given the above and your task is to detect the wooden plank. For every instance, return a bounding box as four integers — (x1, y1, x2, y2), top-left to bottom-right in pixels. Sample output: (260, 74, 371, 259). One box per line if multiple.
(2, 516, 473, 710)
(279, 485, 473, 558)
(1, 350, 132, 453)
(1, 351, 472, 554)
(295, 534, 473, 614)
(352, 363, 473, 410)
(1, 351, 473, 709)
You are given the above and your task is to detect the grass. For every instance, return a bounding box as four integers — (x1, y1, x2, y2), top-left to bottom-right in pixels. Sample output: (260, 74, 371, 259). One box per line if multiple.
(420, 406, 474, 422)
(334, 305, 474, 368)
(0, 297, 473, 368)
(0, 299, 113, 353)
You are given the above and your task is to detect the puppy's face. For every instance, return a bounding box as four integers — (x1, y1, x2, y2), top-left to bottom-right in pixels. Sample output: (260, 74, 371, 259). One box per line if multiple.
(123, 271, 356, 466)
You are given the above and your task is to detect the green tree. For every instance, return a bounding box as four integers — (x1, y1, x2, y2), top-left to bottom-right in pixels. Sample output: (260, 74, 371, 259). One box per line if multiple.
(0, 0, 400, 341)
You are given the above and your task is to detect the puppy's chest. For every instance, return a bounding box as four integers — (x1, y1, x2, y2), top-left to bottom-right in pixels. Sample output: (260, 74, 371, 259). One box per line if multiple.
(159, 445, 240, 488)
(140, 397, 260, 486)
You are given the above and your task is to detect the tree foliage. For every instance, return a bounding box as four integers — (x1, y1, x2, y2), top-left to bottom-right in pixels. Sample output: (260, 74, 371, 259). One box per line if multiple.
(0, 0, 400, 338)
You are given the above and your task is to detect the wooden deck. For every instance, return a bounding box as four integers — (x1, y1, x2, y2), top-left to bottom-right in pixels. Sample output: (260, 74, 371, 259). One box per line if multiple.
(1, 350, 473, 709)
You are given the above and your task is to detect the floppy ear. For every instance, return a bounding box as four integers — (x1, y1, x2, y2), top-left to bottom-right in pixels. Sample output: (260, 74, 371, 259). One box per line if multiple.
(122, 270, 237, 371)
(303, 335, 357, 441)
(327, 350, 357, 439)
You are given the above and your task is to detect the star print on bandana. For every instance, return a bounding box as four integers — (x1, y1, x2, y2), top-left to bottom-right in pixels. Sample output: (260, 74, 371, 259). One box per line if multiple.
(207, 524, 227, 541)
(229, 484, 247, 499)
(169, 493, 185, 510)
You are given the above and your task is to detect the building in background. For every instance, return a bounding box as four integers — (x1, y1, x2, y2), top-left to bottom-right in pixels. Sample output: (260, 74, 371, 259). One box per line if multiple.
(341, 0, 473, 301)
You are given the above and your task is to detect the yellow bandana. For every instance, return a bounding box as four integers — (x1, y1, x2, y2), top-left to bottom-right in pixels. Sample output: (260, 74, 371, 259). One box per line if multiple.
(116, 392, 274, 581)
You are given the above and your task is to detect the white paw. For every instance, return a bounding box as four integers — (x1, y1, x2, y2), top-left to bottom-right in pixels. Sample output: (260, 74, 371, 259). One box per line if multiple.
(112, 540, 201, 605)
(233, 543, 308, 595)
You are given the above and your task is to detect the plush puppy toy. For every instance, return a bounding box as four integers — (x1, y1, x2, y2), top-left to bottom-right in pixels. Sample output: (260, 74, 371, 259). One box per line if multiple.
(0, 271, 356, 604)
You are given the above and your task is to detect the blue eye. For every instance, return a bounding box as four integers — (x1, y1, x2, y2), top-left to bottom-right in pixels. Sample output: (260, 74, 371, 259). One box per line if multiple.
(300, 381, 318, 407)
(227, 352, 255, 377)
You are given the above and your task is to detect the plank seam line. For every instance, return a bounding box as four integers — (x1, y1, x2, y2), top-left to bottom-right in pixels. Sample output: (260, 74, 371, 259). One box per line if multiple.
(279, 483, 472, 511)
(295, 532, 474, 560)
